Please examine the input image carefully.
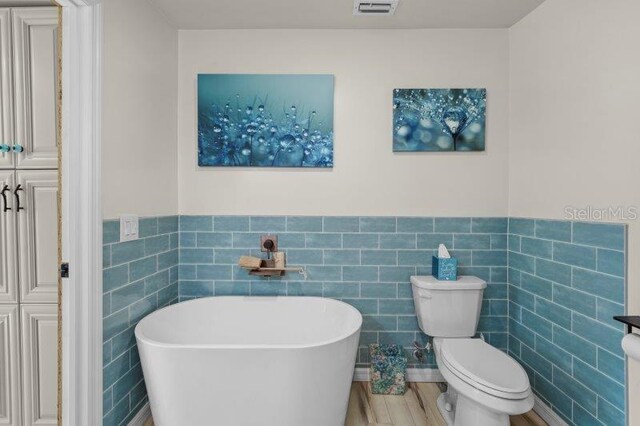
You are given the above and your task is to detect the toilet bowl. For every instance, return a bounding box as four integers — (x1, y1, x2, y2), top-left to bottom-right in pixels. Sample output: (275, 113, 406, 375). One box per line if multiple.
(410, 275, 534, 426)
(434, 337, 533, 426)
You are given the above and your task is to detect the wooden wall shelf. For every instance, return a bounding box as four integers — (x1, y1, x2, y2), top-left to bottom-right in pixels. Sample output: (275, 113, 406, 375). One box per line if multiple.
(248, 267, 306, 278)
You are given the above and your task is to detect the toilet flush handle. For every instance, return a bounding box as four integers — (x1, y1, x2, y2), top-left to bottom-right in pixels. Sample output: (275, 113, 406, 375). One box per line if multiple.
(418, 289, 432, 299)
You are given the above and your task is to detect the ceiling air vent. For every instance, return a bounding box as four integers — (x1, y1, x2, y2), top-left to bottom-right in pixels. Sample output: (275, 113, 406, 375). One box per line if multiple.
(353, 0, 399, 15)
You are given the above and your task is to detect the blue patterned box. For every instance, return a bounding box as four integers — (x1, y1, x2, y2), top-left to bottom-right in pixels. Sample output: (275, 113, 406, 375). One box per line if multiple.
(369, 344, 407, 395)
(432, 256, 458, 281)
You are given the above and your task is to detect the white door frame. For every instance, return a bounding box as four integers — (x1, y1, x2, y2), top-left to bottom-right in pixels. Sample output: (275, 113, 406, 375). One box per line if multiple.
(57, 0, 103, 425)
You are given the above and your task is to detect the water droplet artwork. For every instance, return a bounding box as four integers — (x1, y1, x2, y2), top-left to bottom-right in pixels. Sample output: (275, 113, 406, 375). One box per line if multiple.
(198, 74, 334, 167)
(393, 88, 486, 152)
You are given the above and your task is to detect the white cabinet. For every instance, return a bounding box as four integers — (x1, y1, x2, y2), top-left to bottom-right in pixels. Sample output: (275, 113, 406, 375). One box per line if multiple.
(0, 7, 58, 170)
(0, 305, 20, 426)
(19, 305, 57, 426)
(0, 170, 57, 304)
(0, 9, 14, 170)
(11, 8, 58, 170)
(16, 170, 58, 303)
(0, 171, 17, 303)
(0, 6, 59, 425)
(0, 170, 58, 425)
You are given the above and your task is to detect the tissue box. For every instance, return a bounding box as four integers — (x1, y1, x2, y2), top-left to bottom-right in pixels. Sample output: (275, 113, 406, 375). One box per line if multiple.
(432, 256, 458, 281)
(369, 344, 407, 395)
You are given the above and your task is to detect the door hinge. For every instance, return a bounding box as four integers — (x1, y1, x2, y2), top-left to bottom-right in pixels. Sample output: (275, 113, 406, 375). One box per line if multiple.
(60, 262, 70, 278)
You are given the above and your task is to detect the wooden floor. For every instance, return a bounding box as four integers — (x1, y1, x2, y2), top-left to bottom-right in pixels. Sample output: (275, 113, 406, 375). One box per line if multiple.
(144, 382, 547, 426)
(345, 382, 547, 426)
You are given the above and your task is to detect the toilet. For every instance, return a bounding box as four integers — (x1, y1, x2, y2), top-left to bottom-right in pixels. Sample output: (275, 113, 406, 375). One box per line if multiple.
(411, 275, 534, 426)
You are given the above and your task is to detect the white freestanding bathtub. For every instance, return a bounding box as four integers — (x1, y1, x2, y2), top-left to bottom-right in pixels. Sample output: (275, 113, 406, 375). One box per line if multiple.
(135, 296, 362, 426)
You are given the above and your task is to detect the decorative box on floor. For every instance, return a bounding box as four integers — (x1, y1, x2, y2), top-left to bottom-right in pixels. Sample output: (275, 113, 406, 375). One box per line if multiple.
(369, 344, 407, 395)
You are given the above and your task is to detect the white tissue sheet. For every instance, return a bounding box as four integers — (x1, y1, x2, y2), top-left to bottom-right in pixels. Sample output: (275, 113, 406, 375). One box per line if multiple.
(438, 244, 451, 259)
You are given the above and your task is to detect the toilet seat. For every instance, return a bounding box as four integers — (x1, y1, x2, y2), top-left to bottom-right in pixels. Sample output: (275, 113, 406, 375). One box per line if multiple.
(440, 338, 530, 400)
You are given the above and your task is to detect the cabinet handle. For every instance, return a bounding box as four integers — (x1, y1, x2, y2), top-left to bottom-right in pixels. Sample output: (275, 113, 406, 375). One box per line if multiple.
(0, 144, 10, 154)
(1, 185, 10, 212)
(12, 144, 23, 153)
(14, 185, 23, 211)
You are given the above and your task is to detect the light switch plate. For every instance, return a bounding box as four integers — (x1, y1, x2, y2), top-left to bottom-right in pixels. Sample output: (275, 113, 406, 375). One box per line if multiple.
(120, 214, 139, 242)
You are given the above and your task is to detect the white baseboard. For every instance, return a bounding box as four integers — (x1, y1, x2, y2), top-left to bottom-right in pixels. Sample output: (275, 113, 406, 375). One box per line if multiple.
(128, 402, 152, 426)
(533, 395, 569, 426)
(353, 367, 444, 382)
(129, 372, 566, 426)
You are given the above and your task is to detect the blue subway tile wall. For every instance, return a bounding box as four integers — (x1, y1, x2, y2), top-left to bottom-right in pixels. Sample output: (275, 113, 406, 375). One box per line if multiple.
(102, 216, 179, 426)
(508, 218, 626, 426)
(178, 216, 509, 368)
(105, 214, 627, 425)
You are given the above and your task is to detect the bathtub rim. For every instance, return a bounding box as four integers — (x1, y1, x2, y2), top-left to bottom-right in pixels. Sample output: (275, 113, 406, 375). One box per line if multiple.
(134, 296, 363, 350)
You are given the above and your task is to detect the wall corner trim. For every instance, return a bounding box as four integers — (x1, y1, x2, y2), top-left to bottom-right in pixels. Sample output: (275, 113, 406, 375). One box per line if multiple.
(127, 402, 152, 426)
(533, 396, 569, 426)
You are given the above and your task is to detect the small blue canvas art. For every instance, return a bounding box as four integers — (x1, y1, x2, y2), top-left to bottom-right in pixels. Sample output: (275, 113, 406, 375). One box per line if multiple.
(393, 88, 486, 152)
(198, 74, 334, 167)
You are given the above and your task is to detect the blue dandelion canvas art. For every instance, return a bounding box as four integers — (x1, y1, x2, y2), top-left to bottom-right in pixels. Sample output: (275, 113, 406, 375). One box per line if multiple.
(198, 74, 334, 167)
(393, 88, 486, 152)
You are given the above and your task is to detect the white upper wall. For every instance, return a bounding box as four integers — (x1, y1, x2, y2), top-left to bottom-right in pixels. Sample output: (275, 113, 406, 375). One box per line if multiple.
(509, 0, 640, 221)
(177, 29, 510, 216)
(103, 0, 179, 219)
(509, 0, 640, 420)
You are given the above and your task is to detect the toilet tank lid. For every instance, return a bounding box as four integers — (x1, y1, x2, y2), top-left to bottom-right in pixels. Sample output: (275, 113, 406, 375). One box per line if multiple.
(410, 275, 487, 290)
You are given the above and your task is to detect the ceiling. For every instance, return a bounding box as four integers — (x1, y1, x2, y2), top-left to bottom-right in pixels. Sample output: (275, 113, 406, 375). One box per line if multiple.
(149, 0, 545, 30)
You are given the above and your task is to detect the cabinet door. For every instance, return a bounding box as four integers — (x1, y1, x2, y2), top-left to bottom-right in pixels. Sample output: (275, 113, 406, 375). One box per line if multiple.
(20, 305, 57, 426)
(16, 170, 58, 303)
(11, 7, 58, 169)
(0, 9, 14, 170)
(0, 305, 20, 426)
(0, 171, 17, 303)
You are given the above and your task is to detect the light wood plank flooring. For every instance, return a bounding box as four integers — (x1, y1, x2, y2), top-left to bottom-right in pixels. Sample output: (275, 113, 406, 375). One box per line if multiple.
(346, 381, 547, 426)
(143, 381, 547, 426)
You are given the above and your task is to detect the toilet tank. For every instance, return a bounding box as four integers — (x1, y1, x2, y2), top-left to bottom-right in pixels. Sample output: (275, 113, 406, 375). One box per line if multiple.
(410, 276, 486, 338)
